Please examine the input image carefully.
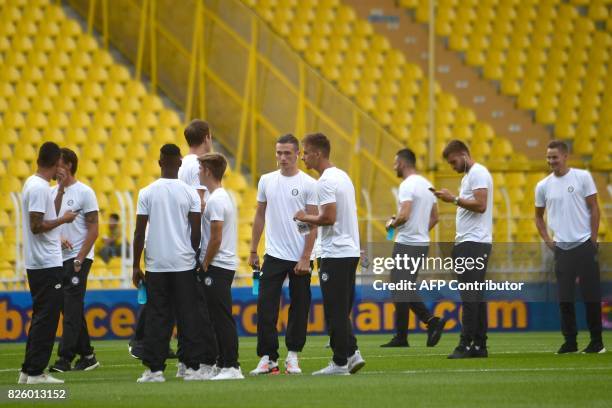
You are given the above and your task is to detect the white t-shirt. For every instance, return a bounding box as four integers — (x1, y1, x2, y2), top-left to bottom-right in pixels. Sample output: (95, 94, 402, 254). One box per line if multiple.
(395, 174, 435, 246)
(22, 175, 63, 269)
(178, 154, 206, 191)
(136, 178, 200, 272)
(317, 167, 361, 258)
(535, 168, 597, 249)
(257, 170, 318, 262)
(51, 181, 99, 261)
(455, 163, 493, 243)
(199, 188, 238, 270)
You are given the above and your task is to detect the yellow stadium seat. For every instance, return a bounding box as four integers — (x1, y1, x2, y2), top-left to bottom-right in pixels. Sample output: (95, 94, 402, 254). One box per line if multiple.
(98, 160, 119, 177)
(111, 174, 134, 191)
(14, 144, 36, 161)
(77, 160, 98, 179)
(83, 143, 104, 162)
(572, 137, 593, 155)
(7, 160, 30, 178)
(121, 161, 142, 177)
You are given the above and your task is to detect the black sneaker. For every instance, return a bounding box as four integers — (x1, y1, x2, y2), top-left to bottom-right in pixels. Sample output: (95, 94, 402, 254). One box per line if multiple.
(380, 336, 409, 348)
(556, 341, 578, 354)
(74, 355, 100, 371)
(470, 345, 488, 358)
(426, 317, 449, 347)
(447, 345, 471, 359)
(49, 358, 72, 373)
(128, 341, 144, 360)
(581, 341, 606, 354)
(167, 347, 178, 359)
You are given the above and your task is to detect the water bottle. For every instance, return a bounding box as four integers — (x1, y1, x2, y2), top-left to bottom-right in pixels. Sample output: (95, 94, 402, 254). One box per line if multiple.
(137, 281, 147, 305)
(386, 226, 395, 241)
(252, 269, 261, 296)
(386, 216, 395, 241)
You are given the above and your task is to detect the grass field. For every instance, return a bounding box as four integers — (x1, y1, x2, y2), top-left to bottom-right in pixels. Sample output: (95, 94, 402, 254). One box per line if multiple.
(1, 332, 611, 407)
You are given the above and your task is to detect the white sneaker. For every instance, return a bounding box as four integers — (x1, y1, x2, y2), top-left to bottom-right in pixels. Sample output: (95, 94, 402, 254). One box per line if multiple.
(26, 374, 64, 384)
(284, 355, 302, 374)
(211, 367, 244, 380)
(210, 364, 220, 377)
(249, 356, 279, 375)
(348, 350, 366, 374)
(183, 364, 216, 381)
(312, 361, 350, 376)
(176, 362, 186, 378)
(136, 370, 165, 383)
(18, 371, 28, 384)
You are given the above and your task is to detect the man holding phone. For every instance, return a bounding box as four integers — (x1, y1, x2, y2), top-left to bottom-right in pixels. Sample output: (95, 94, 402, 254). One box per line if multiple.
(432, 140, 493, 359)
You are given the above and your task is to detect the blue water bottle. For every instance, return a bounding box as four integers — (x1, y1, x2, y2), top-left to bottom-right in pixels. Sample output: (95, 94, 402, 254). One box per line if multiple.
(386, 226, 395, 241)
(137, 281, 147, 304)
(252, 269, 261, 296)
(386, 216, 395, 241)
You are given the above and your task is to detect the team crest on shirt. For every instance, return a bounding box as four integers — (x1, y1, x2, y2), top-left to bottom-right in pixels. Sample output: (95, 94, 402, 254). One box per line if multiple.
(567, 186, 574, 193)
(291, 188, 299, 196)
(71, 276, 80, 286)
(320, 272, 329, 282)
(204, 276, 213, 286)
(67, 199, 74, 206)
(54, 283, 62, 289)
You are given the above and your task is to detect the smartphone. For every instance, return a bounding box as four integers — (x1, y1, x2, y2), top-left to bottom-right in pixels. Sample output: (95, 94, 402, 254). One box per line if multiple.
(428, 187, 436, 192)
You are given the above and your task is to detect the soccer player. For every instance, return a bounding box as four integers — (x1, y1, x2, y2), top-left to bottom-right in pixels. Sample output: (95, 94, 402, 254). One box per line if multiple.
(49, 148, 100, 372)
(249, 134, 317, 375)
(380, 148, 448, 348)
(294, 133, 365, 375)
(19, 142, 77, 384)
(197, 153, 244, 380)
(178, 118, 213, 207)
(132, 144, 208, 383)
(130, 120, 215, 368)
(535, 140, 605, 354)
(173, 119, 215, 376)
(433, 140, 493, 359)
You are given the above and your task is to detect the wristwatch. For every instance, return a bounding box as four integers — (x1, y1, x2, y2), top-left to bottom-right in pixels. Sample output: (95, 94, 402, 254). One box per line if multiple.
(74, 259, 82, 266)
(453, 196, 460, 206)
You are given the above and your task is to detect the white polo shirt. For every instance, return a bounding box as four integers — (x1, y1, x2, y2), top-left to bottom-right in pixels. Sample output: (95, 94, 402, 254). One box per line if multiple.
(455, 163, 493, 244)
(257, 170, 318, 262)
(317, 167, 361, 258)
(136, 178, 200, 272)
(535, 168, 597, 249)
(395, 174, 435, 246)
(22, 175, 63, 269)
(199, 188, 238, 270)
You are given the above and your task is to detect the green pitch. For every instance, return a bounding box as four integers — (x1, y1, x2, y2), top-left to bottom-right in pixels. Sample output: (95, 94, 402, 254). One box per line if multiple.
(1, 332, 611, 407)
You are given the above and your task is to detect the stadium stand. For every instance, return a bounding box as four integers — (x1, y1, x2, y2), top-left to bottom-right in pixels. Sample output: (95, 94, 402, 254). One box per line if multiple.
(0, 0, 259, 289)
(400, 0, 611, 171)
